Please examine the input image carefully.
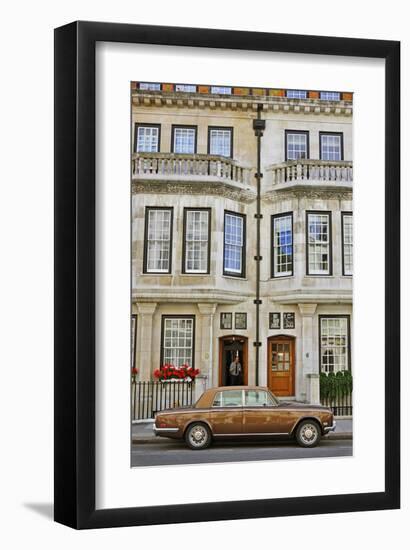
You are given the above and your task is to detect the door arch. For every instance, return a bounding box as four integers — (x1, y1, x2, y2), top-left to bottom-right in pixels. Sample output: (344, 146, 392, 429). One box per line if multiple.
(267, 335, 295, 396)
(218, 335, 248, 386)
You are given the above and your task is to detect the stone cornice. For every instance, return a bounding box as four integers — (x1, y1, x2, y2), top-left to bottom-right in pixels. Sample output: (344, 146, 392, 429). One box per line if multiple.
(133, 289, 253, 304)
(269, 291, 352, 305)
(132, 180, 257, 203)
(132, 92, 353, 117)
(263, 188, 353, 201)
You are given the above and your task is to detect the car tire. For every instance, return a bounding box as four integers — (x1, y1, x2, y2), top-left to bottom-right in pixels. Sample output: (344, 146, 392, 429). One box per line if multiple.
(295, 420, 321, 448)
(185, 422, 212, 450)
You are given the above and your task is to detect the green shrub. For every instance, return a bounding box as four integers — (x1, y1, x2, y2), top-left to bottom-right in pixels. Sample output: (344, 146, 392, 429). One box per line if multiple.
(320, 370, 352, 401)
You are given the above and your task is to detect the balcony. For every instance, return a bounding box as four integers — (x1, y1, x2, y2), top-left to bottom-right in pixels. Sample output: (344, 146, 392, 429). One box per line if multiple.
(266, 159, 353, 191)
(132, 152, 255, 189)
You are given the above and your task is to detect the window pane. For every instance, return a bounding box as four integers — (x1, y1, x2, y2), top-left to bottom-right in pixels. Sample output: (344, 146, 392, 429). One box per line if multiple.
(273, 214, 293, 276)
(162, 318, 194, 367)
(245, 390, 274, 407)
(211, 86, 232, 94)
(287, 132, 308, 160)
(343, 214, 353, 275)
(213, 390, 243, 407)
(224, 213, 244, 274)
(175, 84, 196, 92)
(209, 128, 232, 157)
(139, 82, 161, 91)
(136, 126, 159, 153)
(185, 210, 209, 273)
(321, 134, 342, 161)
(146, 209, 171, 272)
(173, 127, 196, 154)
(286, 90, 307, 99)
(320, 91, 341, 101)
(320, 317, 349, 373)
(308, 213, 330, 274)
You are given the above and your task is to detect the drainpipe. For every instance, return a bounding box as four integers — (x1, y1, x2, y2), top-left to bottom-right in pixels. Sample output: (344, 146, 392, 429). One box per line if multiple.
(252, 105, 265, 386)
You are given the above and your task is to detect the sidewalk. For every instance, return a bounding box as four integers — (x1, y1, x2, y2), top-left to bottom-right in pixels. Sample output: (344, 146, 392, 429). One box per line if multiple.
(132, 418, 352, 444)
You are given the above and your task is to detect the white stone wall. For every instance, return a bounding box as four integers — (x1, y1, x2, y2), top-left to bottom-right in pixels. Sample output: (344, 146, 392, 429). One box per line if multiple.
(131, 91, 353, 402)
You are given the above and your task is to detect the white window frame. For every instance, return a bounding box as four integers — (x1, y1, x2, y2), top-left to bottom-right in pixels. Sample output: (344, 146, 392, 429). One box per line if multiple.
(272, 214, 293, 278)
(342, 213, 353, 276)
(320, 91, 341, 101)
(223, 212, 245, 276)
(175, 84, 197, 93)
(209, 127, 232, 157)
(320, 133, 343, 161)
(183, 209, 210, 274)
(144, 208, 172, 273)
(307, 212, 332, 275)
(210, 86, 232, 94)
(139, 82, 161, 91)
(286, 90, 307, 99)
(172, 126, 197, 154)
(135, 125, 160, 153)
(286, 131, 309, 160)
(162, 317, 195, 367)
(320, 316, 350, 373)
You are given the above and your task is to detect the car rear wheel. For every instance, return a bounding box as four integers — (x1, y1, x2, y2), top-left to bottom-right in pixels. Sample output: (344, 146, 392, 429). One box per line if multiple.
(185, 423, 212, 450)
(295, 420, 321, 448)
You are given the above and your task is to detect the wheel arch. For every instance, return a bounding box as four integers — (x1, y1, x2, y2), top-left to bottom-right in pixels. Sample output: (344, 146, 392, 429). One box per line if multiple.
(183, 418, 213, 437)
(290, 416, 323, 436)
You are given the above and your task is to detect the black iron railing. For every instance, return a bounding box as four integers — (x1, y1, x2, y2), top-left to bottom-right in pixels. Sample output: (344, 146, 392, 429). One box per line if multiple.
(321, 393, 353, 416)
(132, 380, 195, 421)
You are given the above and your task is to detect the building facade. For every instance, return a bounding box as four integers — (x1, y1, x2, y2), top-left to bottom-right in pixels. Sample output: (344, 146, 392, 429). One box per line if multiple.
(131, 82, 353, 405)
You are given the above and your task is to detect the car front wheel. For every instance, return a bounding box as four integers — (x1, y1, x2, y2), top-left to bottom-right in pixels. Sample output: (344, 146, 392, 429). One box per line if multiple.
(185, 422, 212, 450)
(295, 420, 321, 448)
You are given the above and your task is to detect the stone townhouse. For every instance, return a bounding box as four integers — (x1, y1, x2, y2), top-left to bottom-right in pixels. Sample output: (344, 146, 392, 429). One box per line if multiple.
(131, 82, 353, 405)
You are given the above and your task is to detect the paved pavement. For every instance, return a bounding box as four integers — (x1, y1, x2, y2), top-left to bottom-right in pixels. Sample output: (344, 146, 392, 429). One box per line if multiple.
(131, 418, 352, 467)
(131, 438, 353, 467)
(131, 418, 352, 444)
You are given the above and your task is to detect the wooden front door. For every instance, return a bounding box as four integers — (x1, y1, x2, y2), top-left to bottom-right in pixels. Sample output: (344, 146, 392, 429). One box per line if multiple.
(267, 336, 295, 396)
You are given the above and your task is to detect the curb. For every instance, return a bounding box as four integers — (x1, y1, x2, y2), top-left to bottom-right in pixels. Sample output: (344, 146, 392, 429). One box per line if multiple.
(132, 433, 353, 445)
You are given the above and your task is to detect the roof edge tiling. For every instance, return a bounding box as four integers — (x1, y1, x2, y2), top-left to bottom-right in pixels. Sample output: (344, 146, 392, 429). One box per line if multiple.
(131, 81, 353, 103)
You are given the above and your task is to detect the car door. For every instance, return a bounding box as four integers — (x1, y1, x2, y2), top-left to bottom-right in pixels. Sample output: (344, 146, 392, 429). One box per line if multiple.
(209, 389, 244, 435)
(243, 389, 287, 435)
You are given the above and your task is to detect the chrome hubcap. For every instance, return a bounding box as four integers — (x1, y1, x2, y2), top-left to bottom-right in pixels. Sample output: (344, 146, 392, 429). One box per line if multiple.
(189, 425, 207, 446)
(301, 424, 318, 444)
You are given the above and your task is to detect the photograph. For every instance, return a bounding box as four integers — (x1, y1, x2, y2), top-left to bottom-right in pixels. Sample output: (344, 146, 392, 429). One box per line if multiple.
(130, 81, 353, 467)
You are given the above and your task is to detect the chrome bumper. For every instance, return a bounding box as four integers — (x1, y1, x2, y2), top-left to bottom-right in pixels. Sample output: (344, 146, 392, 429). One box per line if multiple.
(323, 421, 337, 434)
(153, 426, 179, 436)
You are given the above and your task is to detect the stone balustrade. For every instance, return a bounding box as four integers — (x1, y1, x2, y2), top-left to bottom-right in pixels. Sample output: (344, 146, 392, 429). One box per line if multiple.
(132, 152, 254, 186)
(267, 159, 353, 187)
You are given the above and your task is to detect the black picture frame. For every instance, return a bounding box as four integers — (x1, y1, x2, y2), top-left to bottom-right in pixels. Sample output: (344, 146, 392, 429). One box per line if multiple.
(220, 312, 233, 330)
(283, 312, 296, 329)
(234, 312, 247, 330)
(55, 20, 400, 529)
(269, 312, 281, 329)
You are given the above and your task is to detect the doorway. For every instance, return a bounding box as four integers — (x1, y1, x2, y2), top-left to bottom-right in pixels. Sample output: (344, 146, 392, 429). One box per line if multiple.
(267, 335, 295, 396)
(218, 335, 248, 386)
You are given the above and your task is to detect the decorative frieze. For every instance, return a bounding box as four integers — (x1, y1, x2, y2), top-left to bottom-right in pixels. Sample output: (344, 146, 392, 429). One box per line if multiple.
(132, 93, 353, 116)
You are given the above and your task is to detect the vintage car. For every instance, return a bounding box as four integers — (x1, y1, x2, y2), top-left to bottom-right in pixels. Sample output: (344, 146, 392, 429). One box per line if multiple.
(153, 385, 335, 449)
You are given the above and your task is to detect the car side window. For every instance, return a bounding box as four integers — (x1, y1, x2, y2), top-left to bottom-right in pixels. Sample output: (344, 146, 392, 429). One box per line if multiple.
(212, 390, 243, 407)
(245, 390, 275, 407)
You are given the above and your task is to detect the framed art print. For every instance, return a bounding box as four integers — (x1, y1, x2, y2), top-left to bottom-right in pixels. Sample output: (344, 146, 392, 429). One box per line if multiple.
(235, 313, 247, 330)
(54, 21, 400, 528)
(269, 312, 281, 329)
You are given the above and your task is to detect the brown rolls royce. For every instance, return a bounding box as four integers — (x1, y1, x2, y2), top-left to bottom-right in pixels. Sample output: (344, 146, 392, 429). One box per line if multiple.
(153, 386, 336, 450)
